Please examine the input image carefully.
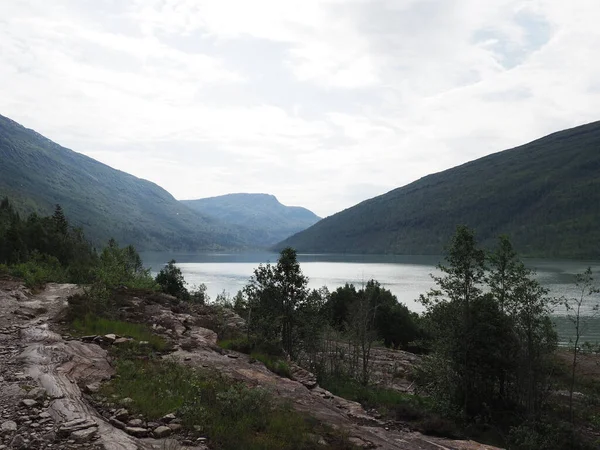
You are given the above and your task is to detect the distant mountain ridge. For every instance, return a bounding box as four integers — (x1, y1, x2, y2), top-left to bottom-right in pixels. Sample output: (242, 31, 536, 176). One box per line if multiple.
(182, 193, 320, 246)
(0, 114, 255, 251)
(277, 121, 600, 258)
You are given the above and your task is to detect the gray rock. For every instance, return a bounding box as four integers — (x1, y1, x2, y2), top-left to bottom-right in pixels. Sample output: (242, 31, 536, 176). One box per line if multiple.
(168, 423, 182, 432)
(114, 408, 129, 421)
(161, 413, 176, 423)
(84, 382, 100, 394)
(0, 421, 17, 435)
(127, 419, 143, 427)
(125, 427, 148, 438)
(109, 418, 126, 430)
(20, 399, 37, 408)
(26, 388, 46, 400)
(104, 334, 117, 343)
(71, 428, 97, 443)
(121, 397, 133, 405)
(152, 426, 172, 438)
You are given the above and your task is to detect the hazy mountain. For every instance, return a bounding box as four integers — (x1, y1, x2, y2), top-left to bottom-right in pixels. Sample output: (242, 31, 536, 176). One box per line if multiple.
(181, 193, 320, 246)
(277, 121, 600, 258)
(0, 114, 251, 251)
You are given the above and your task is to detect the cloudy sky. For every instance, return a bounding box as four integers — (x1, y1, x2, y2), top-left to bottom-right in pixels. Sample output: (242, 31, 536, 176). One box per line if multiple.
(1, 1, 599, 217)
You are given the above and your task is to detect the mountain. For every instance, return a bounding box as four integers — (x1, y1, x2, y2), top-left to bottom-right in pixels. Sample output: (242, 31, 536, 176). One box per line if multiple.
(0, 114, 251, 251)
(277, 121, 600, 258)
(181, 193, 320, 246)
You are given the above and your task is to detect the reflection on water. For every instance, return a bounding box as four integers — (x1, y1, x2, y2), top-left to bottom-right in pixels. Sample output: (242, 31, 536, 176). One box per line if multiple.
(141, 252, 600, 343)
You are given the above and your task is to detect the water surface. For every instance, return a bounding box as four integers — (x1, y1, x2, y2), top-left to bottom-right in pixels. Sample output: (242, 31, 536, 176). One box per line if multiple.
(141, 252, 600, 344)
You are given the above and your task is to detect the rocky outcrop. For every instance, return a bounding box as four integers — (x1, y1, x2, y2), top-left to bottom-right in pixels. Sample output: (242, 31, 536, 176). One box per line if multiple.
(0, 281, 501, 450)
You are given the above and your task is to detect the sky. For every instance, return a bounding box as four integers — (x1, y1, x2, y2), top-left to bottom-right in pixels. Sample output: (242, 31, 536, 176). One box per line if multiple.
(1, 1, 600, 218)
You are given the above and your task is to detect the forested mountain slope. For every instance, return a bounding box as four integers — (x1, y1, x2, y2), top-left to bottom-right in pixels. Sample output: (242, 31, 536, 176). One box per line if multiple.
(182, 193, 320, 246)
(0, 114, 250, 251)
(277, 121, 600, 258)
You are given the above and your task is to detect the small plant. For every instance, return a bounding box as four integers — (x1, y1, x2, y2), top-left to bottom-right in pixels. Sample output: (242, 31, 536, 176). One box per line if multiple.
(101, 358, 357, 450)
(251, 352, 292, 378)
(71, 314, 167, 351)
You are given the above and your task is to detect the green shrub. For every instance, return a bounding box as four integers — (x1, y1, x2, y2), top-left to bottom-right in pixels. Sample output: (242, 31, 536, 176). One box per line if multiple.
(71, 314, 166, 352)
(218, 337, 284, 357)
(251, 352, 292, 378)
(101, 358, 357, 450)
(10, 253, 67, 287)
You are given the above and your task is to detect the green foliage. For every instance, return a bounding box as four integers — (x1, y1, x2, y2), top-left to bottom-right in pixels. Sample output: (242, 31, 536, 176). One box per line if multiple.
(102, 358, 356, 450)
(0, 198, 97, 284)
(95, 239, 157, 289)
(244, 247, 309, 358)
(278, 121, 600, 258)
(155, 259, 190, 300)
(9, 252, 67, 288)
(218, 337, 284, 358)
(324, 281, 422, 350)
(417, 227, 557, 421)
(70, 315, 166, 352)
(250, 352, 292, 378)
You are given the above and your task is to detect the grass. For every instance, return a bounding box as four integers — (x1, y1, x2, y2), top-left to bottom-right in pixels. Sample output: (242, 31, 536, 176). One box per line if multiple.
(100, 358, 357, 450)
(320, 376, 461, 438)
(71, 314, 167, 352)
(218, 337, 292, 378)
(251, 352, 292, 378)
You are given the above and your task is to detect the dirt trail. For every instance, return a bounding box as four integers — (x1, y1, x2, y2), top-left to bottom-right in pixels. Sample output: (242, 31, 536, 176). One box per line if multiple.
(0, 282, 501, 450)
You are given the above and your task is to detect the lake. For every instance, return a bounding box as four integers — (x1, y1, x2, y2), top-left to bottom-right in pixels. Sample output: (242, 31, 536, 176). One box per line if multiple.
(141, 252, 600, 345)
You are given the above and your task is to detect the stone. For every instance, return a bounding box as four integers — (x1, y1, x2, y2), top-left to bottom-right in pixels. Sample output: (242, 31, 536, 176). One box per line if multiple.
(71, 428, 97, 443)
(161, 413, 176, 423)
(113, 337, 131, 345)
(167, 423, 182, 432)
(114, 408, 129, 421)
(127, 419, 143, 427)
(0, 421, 17, 435)
(81, 336, 98, 343)
(125, 427, 148, 438)
(109, 418, 126, 430)
(26, 388, 46, 400)
(84, 382, 100, 394)
(20, 399, 37, 408)
(120, 397, 133, 405)
(152, 426, 172, 438)
(104, 334, 117, 343)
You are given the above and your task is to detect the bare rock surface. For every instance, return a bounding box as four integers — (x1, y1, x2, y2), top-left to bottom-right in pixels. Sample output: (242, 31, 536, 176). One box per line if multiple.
(0, 282, 186, 450)
(0, 281, 502, 450)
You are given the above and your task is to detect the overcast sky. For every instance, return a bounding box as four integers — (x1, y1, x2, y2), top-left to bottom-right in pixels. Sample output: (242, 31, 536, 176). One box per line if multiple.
(1, 1, 599, 217)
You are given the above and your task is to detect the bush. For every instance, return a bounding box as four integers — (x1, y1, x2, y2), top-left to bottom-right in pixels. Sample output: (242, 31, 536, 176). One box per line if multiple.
(101, 358, 357, 450)
(10, 253, 66, 288)
(251, 352, 292, 378)
(70, 314, 167, 352)
(155, 260, 189, 300)
(218, 337, 285, 358)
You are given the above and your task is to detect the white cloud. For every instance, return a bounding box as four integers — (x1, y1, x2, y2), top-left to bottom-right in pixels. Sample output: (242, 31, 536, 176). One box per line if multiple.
(1, 0, 600, 216)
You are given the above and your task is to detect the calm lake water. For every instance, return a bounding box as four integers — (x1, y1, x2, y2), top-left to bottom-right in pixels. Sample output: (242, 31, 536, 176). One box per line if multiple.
(141, 252, 600, 345)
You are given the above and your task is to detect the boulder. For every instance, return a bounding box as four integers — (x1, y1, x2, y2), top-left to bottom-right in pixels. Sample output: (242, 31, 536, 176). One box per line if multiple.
(153, 426, 172, 438)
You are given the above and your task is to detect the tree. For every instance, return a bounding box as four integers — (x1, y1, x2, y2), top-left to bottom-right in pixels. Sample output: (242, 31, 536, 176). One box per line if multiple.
(419, 225, 486, 416)
(563, 267, 599, 424)
(96, 239, 155, 289)
(156, 260, 189, 300)
(244, 248, 308, 358)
